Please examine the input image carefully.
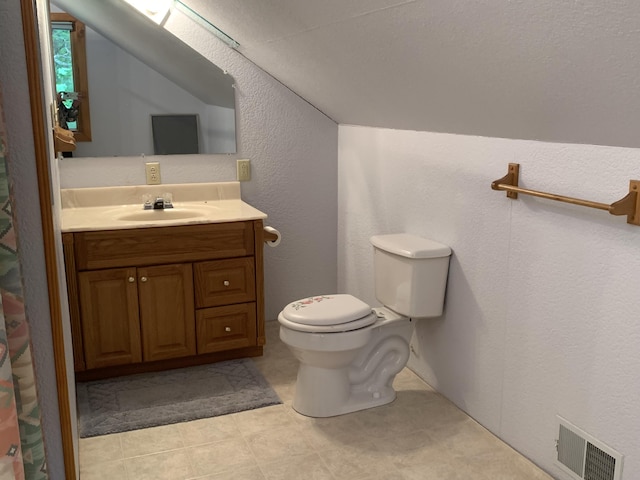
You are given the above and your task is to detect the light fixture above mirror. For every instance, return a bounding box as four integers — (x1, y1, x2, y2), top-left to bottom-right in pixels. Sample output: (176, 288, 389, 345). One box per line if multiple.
(122, 0, 173, 25)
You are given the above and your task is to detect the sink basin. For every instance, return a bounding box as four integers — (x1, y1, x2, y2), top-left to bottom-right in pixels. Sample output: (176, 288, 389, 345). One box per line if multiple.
(59, 185, 268, 232)
(117, 209, 208, 222)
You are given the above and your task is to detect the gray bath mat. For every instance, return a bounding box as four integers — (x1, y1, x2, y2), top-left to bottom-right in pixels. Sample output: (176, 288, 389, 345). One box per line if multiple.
(77, 359, 281, 437)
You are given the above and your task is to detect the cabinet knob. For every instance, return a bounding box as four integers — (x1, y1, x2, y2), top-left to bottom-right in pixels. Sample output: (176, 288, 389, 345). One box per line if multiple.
(128, 276, 135, 283)
(223, 280, 230, 286)
(140, 276, 148, 282)
(224, 326, 232, 332)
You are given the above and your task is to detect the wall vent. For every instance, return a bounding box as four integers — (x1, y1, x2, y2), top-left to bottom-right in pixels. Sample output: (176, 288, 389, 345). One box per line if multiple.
(556, 416, 623, 480)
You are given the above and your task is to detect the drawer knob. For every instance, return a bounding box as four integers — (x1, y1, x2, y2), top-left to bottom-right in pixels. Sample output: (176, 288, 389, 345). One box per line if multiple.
(223, 280, 230, 286)
(224, 326, 232, 332)
(140, 276, 148, 282)
(128, 276, 135, 283)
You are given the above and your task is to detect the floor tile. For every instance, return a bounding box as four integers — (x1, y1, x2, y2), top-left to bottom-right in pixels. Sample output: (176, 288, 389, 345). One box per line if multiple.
(124, 449, 194, 480)
(466, 446, 554, 480)
(78, 320, 553, 480)
(177, 415, 240, 446)
(318, 441, 403, 480)
(187, 437, 257, 477)
(187, 464, 267, 480)
(429, 416, 506, 459)
(119, 423, 185, 457)
(245, 424, 315, 464)
(232, 404, 297, 436)
(259, 452, 334, 480)
(78, 433, 123, 467)
(393, 367, 435, 391)
(79, 459, 127, 480)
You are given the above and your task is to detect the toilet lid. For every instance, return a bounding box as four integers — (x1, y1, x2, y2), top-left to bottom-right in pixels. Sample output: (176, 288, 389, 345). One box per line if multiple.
(281, 294, 374, 326)
(278, 311, 378, 333)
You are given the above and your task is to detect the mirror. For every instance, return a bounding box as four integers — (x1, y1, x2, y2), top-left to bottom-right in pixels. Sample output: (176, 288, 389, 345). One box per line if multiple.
(51, 0, 236, 157)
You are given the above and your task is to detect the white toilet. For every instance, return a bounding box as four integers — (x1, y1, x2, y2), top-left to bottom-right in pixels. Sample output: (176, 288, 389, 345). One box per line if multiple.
(278, 233, 452, 417)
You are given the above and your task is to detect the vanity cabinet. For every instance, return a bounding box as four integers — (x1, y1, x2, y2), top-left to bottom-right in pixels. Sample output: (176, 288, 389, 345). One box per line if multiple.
(63, 220, 266, 379)
(78, 263, 195, 369)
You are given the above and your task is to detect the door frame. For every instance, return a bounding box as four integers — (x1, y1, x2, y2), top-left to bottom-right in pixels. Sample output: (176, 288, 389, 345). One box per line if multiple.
(20, 0, 77, 478)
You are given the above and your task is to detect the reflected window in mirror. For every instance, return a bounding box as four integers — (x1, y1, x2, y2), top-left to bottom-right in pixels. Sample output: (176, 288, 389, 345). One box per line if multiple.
(51, 13, 92, 142)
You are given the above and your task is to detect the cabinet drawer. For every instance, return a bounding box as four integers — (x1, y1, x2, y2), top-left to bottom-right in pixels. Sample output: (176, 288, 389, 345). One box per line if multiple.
(196, 303, 257, 353)
(73, 222, 255, 270)
(194, 257, 256, 308)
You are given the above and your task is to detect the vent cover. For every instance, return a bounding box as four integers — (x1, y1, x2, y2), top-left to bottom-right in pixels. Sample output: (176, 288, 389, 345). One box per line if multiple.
(556, 417, 623, 480)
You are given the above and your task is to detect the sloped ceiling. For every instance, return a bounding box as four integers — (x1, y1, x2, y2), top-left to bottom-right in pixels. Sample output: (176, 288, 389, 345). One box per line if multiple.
(183, 0, 640, 148)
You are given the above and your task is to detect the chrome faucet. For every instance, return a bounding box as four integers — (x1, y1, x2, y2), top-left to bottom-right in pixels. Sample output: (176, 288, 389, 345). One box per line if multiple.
(143, 193, 173, 210)
(153, 197, 165, 209)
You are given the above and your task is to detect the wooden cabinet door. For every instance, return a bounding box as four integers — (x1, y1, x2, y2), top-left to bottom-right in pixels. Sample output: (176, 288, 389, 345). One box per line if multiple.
(78, 267, 142, 369)
(138, 263, 196, 362)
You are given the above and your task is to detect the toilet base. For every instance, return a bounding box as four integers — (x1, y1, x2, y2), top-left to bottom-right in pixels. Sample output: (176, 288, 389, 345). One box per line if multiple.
(289, 314, 412, 417)
(292, 364, 397, 417)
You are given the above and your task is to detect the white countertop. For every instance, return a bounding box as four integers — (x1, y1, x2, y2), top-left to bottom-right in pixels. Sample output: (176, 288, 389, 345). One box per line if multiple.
(60, 182, 267, 232)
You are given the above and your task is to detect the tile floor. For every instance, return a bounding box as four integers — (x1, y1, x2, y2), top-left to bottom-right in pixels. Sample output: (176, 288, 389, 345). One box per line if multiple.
(79, 321, 554, 479)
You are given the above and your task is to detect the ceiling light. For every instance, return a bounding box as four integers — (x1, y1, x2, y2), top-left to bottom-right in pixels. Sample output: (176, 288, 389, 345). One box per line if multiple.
(122, 0, 173, 25)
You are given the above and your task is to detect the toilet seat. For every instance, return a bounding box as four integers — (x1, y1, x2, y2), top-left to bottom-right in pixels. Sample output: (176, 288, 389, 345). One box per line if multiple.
(279, 294, 377, 333)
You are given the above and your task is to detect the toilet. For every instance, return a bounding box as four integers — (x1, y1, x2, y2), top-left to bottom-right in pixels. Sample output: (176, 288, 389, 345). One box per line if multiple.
(278, 233, 452, 417)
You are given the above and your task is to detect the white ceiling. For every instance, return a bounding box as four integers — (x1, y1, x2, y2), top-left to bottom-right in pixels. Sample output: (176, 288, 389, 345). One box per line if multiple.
(184, 0, 640, 148)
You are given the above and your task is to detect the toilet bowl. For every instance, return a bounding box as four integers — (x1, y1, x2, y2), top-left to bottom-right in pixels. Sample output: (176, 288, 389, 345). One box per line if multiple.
(278, 234, 452, 418)
(279, 295, 413, 417)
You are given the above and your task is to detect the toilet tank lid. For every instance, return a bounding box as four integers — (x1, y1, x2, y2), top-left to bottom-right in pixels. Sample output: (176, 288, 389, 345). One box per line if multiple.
(370, 233, 451, 258)
(281, 294, 373, 326)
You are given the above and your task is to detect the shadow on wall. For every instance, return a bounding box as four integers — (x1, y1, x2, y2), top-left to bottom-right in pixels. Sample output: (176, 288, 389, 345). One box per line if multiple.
(409, 254, 485, 414)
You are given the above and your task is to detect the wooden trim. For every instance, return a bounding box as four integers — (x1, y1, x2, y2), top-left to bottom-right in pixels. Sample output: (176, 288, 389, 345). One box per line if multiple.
(254, 220, 266, 345)
(62, 233, 85, 371)
(20, 1, 77, 478)
(75, 345, 264, 382)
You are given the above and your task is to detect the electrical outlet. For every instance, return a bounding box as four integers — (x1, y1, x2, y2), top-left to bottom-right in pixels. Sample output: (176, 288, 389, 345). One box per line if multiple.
(237, 159, 251, 181)
(145, 162, 161, 185)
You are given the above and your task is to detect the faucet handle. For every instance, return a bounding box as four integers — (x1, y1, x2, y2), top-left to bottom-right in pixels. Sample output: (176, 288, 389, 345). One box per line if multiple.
(142, 194, 153, 210)
(162, 192, 173, 208)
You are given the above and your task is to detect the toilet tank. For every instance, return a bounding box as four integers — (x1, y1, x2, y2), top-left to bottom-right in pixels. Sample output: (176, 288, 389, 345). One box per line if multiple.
(370, 234, 452, 318)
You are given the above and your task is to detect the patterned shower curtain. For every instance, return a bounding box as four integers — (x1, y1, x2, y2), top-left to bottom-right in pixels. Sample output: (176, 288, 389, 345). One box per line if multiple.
(0, 87, 48, 478)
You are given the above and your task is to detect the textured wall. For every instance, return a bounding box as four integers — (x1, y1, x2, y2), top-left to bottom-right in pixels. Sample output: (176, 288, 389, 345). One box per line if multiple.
(189, 0, 640, 149)
(59, 6, 340, 319)
(338, 125, 640, 478)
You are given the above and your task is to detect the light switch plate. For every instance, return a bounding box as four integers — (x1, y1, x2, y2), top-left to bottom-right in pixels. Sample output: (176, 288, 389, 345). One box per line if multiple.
(237, 159, 251, 181)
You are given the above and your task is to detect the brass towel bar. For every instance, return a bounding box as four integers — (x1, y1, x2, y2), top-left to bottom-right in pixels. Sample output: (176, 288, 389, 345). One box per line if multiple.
(491, 163, 640, 226)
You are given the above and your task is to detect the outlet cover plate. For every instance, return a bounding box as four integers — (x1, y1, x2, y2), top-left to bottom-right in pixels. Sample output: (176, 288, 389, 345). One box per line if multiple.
(145, 162, 161, 185)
